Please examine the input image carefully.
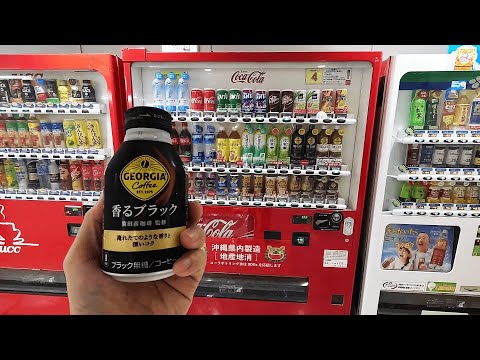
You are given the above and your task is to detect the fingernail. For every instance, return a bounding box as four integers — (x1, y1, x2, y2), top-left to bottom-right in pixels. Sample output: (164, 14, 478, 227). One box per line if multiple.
(176, 258, 192, 273)
(183, 228, 196, 242)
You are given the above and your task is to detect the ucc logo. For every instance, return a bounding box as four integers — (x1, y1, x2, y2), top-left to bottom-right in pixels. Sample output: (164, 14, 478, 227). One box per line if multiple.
(0, 221, 39, 254)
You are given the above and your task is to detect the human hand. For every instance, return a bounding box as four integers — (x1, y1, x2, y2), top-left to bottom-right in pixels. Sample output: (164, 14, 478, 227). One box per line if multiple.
(63, 197, 206, 315)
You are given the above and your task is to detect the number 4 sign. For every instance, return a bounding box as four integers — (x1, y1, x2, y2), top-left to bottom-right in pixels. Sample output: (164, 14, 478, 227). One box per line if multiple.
(305, 68, 324, 85)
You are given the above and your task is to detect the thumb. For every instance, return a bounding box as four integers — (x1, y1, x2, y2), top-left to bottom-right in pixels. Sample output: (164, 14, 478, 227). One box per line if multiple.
(64, 196, 104, 268)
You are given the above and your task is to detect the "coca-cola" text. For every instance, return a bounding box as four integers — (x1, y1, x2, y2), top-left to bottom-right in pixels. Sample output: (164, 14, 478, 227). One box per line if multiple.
(231, 71, 266, 84)
(198, 219, 238, 238)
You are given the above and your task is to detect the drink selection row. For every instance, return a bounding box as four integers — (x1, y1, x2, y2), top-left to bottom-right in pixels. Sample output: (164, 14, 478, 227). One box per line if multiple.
(172, 122, 345, 169)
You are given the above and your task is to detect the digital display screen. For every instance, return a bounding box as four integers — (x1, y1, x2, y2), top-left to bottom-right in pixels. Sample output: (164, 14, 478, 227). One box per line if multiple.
(292, 215, 312, 224)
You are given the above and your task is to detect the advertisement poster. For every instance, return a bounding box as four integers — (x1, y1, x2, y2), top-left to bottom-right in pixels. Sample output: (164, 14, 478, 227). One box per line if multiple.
(381, 224, 454, 272)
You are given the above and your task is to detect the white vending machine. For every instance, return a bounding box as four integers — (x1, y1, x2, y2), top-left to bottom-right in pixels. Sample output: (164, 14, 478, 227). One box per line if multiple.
(359, 54, 480, 315)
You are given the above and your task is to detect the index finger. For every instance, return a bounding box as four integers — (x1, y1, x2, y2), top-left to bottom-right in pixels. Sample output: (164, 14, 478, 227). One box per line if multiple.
(188, 200, 203, 226)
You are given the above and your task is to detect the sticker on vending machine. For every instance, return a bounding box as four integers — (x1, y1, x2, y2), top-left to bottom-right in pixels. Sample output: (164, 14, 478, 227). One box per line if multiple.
(381, 224, 454, 272)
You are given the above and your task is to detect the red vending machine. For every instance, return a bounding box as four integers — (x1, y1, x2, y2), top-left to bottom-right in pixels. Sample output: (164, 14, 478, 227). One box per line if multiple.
(0, 54, 125, 314)
(122, 48, 381, 314)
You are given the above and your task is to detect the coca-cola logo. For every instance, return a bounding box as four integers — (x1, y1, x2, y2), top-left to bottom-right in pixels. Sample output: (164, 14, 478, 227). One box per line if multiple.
(204, 96, 215, 104)
(231, 70, 266, 84)
(191, 96, 203, 104)
(199, 219, 238, 238)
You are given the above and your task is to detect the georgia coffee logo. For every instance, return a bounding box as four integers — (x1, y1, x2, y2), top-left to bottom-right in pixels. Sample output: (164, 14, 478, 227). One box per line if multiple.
(120, 155, 170, 201)
(231, 70, 266, 84)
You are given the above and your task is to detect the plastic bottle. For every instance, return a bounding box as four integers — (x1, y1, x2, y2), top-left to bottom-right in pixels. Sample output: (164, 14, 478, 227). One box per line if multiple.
(399, 182, 412, 202)
(228, 125, 241, 164)
(14, 159, 28, 190)
(152, 72, 165, 110)
(179, 122, 192, 164)
(304, 124, 318, 165)
(26, 160, 40, 190)
(36, 159, 50, 189)
(171, 122, 180, 153)
(102, 106, 188, 282)
(453, 90, 470, 128)
(329, 126, 344, 163)
(164, 72, 178, 113)
(177, 72, 190, 113)
(204, 125, 216, 165)
(4, 159, 18, 189)
(409, 90, 428, 129)
(216, 126, 229, 163)
(253, 124, 266, 166)
(290, 125, 305, 165)
(241, 124, 254, 166)
(192, 124, 205, 164)
(49, 160, 60, 190)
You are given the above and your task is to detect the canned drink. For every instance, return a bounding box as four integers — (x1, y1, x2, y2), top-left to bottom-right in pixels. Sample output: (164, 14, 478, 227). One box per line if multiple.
(281, 90, 294, 113)
(86, 119, 102, 148)
(193, 172, 205, 199)
(267, 90, 281, 113)
(216, 89, 229, 111)
(81, 161, 93, 191)
(320, 89, 335, 114)
(52, 121, 66, 148)
(253, 174, 264, 200)
(241, 89, 254, 113)
(334, 89, 348, 114)
(92, 160, 104, 191)
(228, 89, 242, 110)
(69, 160, 83, 190)
(63, 120, 78, 148)
(254, 90, 267, 114)
(326, 177, 339, 203)
(229, 174, 240, 199)
(276, 175, 288, 199)
(288, 175, 301, 196)
(205, 172, 216, 199)
(74, 120, 89, 148)
(307, 89, 320, 115)
(293, 90, 307, 115)
(190, 88, 203, 111)
(313, 176, 328, 203)
(203, 88, 216, 112)
(300, 175, 314, 197)
(241, 174, 252, 200)
(216, 173, 229, 198)
(265, 175, 276, 199)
